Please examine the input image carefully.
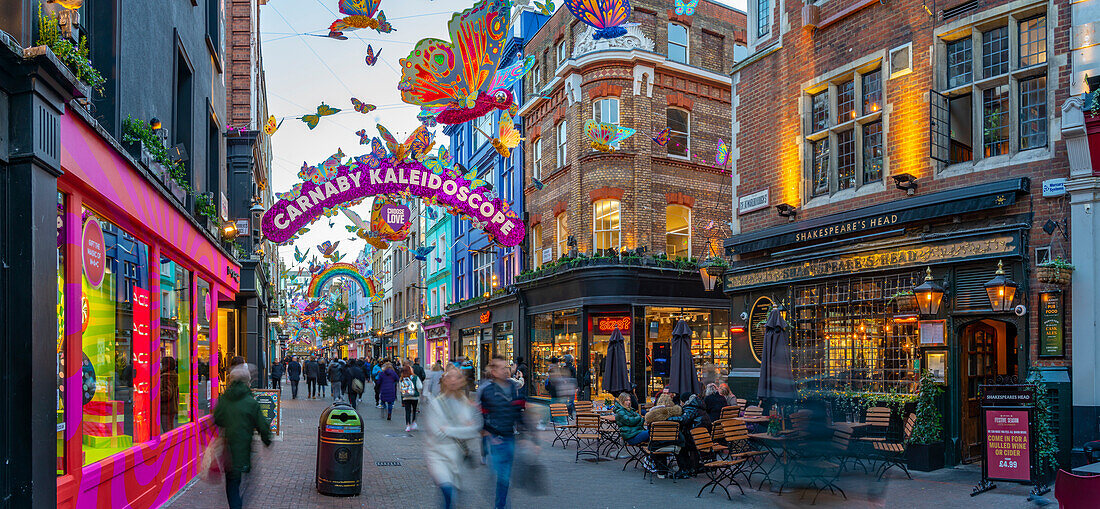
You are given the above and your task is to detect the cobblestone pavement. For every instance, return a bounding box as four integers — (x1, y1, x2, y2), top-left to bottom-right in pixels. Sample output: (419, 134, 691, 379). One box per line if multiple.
(165, 384, 1052, 508)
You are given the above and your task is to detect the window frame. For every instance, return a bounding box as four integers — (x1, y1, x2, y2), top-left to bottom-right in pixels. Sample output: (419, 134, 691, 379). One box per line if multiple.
(557, 39, 568, 65)
(533, 137, 542, 179)
(757, 0, 770, 37)
(666, 107, 690, 158)
(593, 98, 620, 125)
(556, 120, 568, 167)
(592, 199, 622, 253)
(556, 212, 569, 258)
(665, 204, 691, 258)
(668, 23, 689, 64)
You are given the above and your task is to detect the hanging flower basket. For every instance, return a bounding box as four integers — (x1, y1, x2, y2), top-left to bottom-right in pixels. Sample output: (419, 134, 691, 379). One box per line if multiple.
(1036, 264, 1073, 285)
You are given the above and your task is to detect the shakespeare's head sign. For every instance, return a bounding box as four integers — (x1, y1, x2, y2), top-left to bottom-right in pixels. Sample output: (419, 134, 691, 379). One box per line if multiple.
(262, 158, 525, 246)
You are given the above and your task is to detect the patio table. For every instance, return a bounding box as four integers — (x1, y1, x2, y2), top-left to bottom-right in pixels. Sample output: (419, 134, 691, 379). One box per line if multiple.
(749, 433, 793, 494)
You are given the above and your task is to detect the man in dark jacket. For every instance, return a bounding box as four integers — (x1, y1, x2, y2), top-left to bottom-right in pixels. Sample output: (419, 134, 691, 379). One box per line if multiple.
(412, 358, 426, 381)
(286, 356, 302, 399)
(214, 364, 272, 509)
(327, 360, 344, 401)
(513, 357, 530, 399)
(345, 360, 367, 410)
(668, 394, 709, 477)
(479, 356, 525, 509)
(269, 359, 284, 392)
(304, 357, 320, 399)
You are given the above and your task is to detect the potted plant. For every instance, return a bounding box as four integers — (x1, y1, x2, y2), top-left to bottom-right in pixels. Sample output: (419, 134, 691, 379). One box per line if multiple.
(1027, 370, 1059, 490)
(907, 370, 945, 472)
(195, 193, 218, 231)
(1036, 258, 1074, 285)
(700, 256, 729, 277)
(33, 6, 105, 95)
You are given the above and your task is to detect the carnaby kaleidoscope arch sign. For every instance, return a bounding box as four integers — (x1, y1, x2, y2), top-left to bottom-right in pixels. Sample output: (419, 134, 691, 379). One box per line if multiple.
(262, 158, 525, 246)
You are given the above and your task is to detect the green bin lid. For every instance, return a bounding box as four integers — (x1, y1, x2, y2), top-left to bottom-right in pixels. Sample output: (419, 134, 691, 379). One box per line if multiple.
(326, 408, 362, 426)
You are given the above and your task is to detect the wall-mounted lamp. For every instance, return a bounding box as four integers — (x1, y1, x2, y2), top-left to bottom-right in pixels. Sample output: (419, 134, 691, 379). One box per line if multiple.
(913, 267, 945, 316)
(892, 173, 919, 195)
(220, 222, 239, 241)
(1042, 219, 1068, 241)
(776, 203, 797, 221)
(149, 117, 162, 130)
(169, 143, 189, 163)
(983, 260, 1018, 312)
(250, 200, 266, 214)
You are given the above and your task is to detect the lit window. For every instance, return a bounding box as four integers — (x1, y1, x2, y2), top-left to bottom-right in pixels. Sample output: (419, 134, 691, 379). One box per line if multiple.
(862, 121, 883, 182)
(556, 120, 568, 166)
(982, 85, 1009, 157)
(556, 212, 569, 258)
(665, 205, 691, 258)
(592, 199, 621, 253)
(836, 80, 854, 123)
(532, 223, 544, 267)
(862, 70, 881, 114)
(837, 129, 855, 190)
(666, 108, 689, 157)
(947, 37, 972, 88)
(1019, 76, 1047, 151)
(668, 23, 688, 64)
(533, 138, 542, 179)
(1019, 16, 1046, 67)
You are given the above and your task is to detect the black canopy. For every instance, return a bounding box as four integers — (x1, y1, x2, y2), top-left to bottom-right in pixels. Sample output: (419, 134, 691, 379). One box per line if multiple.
(668, 320, 702, 397)
(757, 308, 796, 401)
(601, 327, 631, 394)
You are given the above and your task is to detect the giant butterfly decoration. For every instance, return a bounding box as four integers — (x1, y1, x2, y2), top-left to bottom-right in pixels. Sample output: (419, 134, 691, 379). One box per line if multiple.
(398, 0, 536, 125)
(565, 0, 632, 40)
(584, 120, 635, 152)
(328, 0, 394, 39)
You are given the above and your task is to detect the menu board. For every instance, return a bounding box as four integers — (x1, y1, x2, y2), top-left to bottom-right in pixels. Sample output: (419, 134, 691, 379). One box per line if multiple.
(985, 409, 1030, 481)
(1039, 291, 1063, 357)
(254, 389, 281, 434)
(748, 296, 773, 364)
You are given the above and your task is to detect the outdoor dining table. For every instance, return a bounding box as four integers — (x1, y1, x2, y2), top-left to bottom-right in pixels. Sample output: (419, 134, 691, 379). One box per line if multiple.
(1071, 462, 1100, 476)
(749, 432, 794, 494)
(597, 413, 625, 460)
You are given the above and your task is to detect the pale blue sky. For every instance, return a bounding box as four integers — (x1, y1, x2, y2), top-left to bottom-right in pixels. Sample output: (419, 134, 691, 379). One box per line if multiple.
(261, 0, 747, 267)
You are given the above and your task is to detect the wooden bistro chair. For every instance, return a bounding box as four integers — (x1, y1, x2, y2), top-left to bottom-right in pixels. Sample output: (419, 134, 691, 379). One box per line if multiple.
(719, 405, 742, 420)
(736, 398, 748, 407)
(573, 400, 594, 415)
(720, 418, 771, 488)
(574, 413, 603, 463)
(869, 413, 916, 481)
(692, 427, 747, 500)
(620, 427, 650, 471)
(743, 405, 764, 418)
(830, 427, 871, 474)
(863, 406, 893, 441)
(550, 403, 576, 449)
(644, 421, 683, 483)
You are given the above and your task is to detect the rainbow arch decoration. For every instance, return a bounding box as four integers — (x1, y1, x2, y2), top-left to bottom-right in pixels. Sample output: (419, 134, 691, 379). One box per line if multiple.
(306, 262, 381, 302)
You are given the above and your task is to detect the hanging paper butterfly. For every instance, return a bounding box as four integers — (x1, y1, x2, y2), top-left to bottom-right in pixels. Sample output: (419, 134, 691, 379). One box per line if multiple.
(293, 246, 310, 263)
(535, 0, 555, 15)
(460, 166, 491, 191)
(351, 98, 376, 114)
(565, 0, 632, 40)
(423, 145, 453, 175)
(317, 241, 341, 257)
(412, 244, 437, 261)
(364, 44, 381, 66)
(376, 123, 434, 161)
(531, 177, 545, 190)
(416, 109, 438, 127)
(651, 127, 670, 146)
(328, 0, 394, 38)
(715, 139, 730, 167)
(263, 115, 283, 135)
(276, 182, 305, 202)
(398, 0, 531, 125)
(675, 0, 697, 15)
(425, 206, 439, 220)
(473, 112, 523, 158)
(301, 103, 340, 129)
(326, 250, 346, 263)
(355, 129, 370, 144)
(584, 120, 636, 152)
(320, 148, 345, 174)
(355, 138, 387, 169)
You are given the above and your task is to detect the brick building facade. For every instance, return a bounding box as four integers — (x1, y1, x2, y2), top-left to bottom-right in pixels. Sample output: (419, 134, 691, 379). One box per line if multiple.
(724, 0, 1079, 467)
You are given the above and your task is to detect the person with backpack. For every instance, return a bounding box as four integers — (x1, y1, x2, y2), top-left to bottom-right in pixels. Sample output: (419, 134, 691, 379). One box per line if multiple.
(399, 365, 424, 432)
(376, 362, 399, 420)
(372, 361, 384, 407)
(345, 360, 366, 410)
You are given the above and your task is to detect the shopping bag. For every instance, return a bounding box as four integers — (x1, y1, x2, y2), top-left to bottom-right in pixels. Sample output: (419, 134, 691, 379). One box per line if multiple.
(512, 443, 548, 495)
(198, 435, 228, 484)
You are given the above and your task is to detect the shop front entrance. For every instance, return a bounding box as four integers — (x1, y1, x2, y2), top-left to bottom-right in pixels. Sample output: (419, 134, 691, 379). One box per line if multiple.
(959, 319, 1019, 463)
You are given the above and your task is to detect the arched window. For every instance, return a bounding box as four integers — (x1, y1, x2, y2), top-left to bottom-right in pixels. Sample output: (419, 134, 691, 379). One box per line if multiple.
(668, 23, 689, 63)
(666, 108, 690, 157)
(666, 205, 691, 258)
(592, 199, 621, 253)
(556, 212, 569, 258)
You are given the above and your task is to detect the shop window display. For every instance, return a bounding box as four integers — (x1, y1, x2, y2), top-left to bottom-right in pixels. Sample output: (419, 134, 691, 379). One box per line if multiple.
(195, 279, 212, 416)
(80, 209, 151, 465)
(588, 316, 632, 401)
(494, 321, 514, 364)
(159, 257, 191, 431)
(57, 193, 66, 475)
(529, 309, 580, 397)
(643, 308, 729, 396)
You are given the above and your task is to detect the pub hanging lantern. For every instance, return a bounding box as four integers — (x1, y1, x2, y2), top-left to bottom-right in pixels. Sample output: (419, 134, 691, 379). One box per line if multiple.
(914, 267, 945, 316)
(984, 260, 1018, 312)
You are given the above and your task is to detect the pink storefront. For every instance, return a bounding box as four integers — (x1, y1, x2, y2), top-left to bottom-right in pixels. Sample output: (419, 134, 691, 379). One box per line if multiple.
(55, 107, 240, 508)
(424, 320, 451, 366)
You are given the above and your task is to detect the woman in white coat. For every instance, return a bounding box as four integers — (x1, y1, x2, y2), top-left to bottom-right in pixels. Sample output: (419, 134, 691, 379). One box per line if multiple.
(423, 369, 482, 509)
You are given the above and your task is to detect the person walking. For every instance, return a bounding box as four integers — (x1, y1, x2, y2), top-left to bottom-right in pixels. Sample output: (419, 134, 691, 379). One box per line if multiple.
(412, 358, 426, 381)
(286, 356, 302, 399)
(304, 356, 320, 399)
(346, 360, 367, 410)
(512, 357, 530, 399)
(214, 364, 272, 509)
(478, 356, 525, 509)
(317, 360, 328, 398)
(400, 365, 423, 432)
(424, 360, 445, 396)
(372, 361, 384, 407)
(269, 358, 284, 393)
(376, 362, 399, 420)
(423, 369, 482, 509)
(327, 359, 343, 401)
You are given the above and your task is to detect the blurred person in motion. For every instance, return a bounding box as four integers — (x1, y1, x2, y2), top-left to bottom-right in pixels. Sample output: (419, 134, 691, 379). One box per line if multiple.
(400, 364, 424, 432)
(327, 359, 343, 401)
(345, 359, 367, 410)
(286, 356, 302, 399)
(423, 369, 482, 508)
(214, 364, 272, 509)
(413, 358, 426, 381)
(424, 360, 445, 396)
(304, 356, 320, 399)
(376, 361, 399, 420)
(479, 356, 525, 509)
(269, 358, 283, 393)
(372, 361, 384, 407)
(317, 358, 328, 398)
(703, 383, 727, 423)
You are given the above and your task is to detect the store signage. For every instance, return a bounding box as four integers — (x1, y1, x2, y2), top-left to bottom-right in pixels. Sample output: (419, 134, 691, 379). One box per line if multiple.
(597, 316, 631, 333)
(82, 218, 106, 288)
(479, 311, 491, 324)
(254, 389, 281, 434)
(918, 320, 945, 345)
(1039, 291, 1063, 357)
(542, 247, 553, 263)
(794, 214, 901, 243)
(738, 189, 769, 215)
(262, 160, 525, 246)
(1041, 178, 1066, 198)
(724, 233, 1019, 290)
(985, 409, 1031, 481)
(133, 287, 151, 440)
(748, 296, 773, 364)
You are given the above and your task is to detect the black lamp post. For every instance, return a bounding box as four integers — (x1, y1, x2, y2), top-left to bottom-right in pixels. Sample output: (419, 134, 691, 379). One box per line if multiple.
(914, 267, 945, 316)
(984, 260, 1018, 312)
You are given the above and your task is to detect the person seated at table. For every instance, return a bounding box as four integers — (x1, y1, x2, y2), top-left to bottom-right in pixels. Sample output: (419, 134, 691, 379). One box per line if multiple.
(668, 393, 713, 478)
(644, 393, 681, 426)
(703, 383, 727, 423)
(718, 383, 737, 408)
(614, 393, 648, 445)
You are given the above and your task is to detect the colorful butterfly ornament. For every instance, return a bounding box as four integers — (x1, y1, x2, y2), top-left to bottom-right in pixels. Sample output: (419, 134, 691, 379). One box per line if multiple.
(328, 0, 394, 38)
(317, 241, 341, 257)
(675, 0, 697, 15)
(364, 45, 381, 66)
(584, 120, 636, 152)
(412, 244, 437, 261)
(416, 109, 439, 127)
(566, 0, 632, 40)
(531, 177, 545, 190)
(351, 98, 376, 114)
(293, 246, 310, 263)
(377, 124, 434, 161)
(457, 164, 492, 191)
(535, 0, 555, 15)
(651, 127, 670, 146)
(715, 139, 731, 167)
(355, 137, 387, 168)
(276, 182, 305, 202)
(398, 0, 532, 125)
(263, 115, 283, 135)
(423, 145, 453, 175)
(474, 113, 523, 158)
(301, 103, 340, 129)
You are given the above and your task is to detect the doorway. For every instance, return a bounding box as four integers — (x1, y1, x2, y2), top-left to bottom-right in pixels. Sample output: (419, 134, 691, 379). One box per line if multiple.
(959, 319, 1018, 463)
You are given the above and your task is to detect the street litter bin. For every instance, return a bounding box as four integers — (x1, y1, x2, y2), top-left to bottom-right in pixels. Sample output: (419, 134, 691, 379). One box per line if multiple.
(316, 402, 363, 496)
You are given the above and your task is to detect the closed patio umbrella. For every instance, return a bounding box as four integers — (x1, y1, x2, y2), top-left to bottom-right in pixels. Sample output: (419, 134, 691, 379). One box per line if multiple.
(602, 328, 631, 394)
(757, 307, 796, 401)
(668, 319, 702, 397)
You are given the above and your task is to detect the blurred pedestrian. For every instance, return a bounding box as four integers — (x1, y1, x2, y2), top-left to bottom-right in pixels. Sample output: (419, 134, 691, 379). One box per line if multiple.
(512, 357, 529, 399)
(376, 361, 399, 420)
(269, 358, 283, 392)
(327, 359, 343, 401)
(704, 383, 727, 423)
(400, 365, 423, 432)
(286, 357, 301, 399)
(346, 360, 366, 410)
(214, 364, 272, 509)
(304, 356, 320, 399)
(423, 369, 482, 509)
(318, 360, 328, 398)
(479, 356, 525, 509)
(424, 360, 445, 396)
(372, 361, 384, 407)
(413, 358, 426, 381)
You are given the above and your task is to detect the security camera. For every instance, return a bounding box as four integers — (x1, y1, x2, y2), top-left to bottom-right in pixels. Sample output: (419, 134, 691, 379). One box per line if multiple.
(739, 311, 748, 321)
